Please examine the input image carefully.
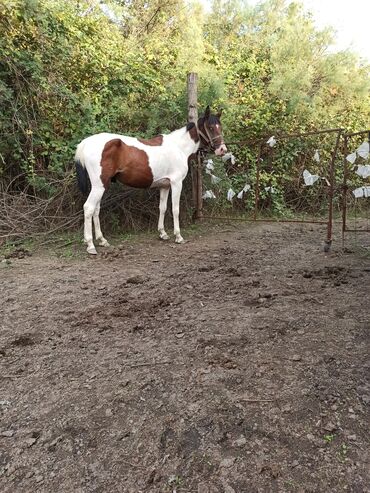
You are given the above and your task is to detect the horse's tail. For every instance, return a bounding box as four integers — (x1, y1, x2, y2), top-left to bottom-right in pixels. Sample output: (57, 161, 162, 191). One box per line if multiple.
(74, 141, 90, 195)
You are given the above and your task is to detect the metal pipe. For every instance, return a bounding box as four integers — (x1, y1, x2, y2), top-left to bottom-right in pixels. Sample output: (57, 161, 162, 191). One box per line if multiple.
(201, 216, 329, 225)
(254, 144, 262, 220)
(343, 129, 370, 138)
(343, 229, 370, 233)
(270, 128, 344, 141)
(196, 153, 203, 220)
(342, 135, 349, 244)
(225, 128, 346, 148)
(325, 130, 342, 251)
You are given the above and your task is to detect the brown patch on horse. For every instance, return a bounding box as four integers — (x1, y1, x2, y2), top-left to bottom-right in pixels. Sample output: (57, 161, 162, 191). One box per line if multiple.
(100, 139, 153, 189)
(186, 122, 199, 143)
(138, 135, 163, 146)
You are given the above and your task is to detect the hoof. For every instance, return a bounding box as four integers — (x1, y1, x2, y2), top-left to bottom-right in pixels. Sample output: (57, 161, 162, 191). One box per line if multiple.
(175, 237, 185, 244)
(87, 246, 98, 255)
(159, 232, 170, 241)
(98, 239, 110, 247)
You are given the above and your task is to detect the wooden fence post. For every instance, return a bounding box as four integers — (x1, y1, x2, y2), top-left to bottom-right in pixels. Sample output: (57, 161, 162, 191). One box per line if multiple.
(187, 72, 203, 220)
(187, 72, 198, 123)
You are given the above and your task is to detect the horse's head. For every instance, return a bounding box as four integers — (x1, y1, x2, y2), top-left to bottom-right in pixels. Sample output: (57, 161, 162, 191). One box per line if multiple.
(197, 106, 227, 156)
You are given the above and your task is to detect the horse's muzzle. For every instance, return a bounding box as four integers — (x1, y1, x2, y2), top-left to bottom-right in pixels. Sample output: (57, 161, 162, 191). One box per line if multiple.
(215, 144, 227, 156)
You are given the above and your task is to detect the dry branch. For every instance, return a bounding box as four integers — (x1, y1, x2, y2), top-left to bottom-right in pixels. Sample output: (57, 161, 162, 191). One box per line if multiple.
(0, 173, 194, 244)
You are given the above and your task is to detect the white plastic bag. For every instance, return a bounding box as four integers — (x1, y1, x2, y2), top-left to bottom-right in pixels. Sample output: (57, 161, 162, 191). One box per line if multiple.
(356, 165, 370, 179)
(205, 159, 214, 171)
(211, 174, 221, 184)
(352, 186, 370, 198)
(356, 141, 369, 160)
(202, 190, 216, 199)
(346, 152, 357, 164)
(222, 152, 236, 165)
(237, 184, 251, 199)
(227, 189, 235, 201)
(303, 169, 320, 186)
(266, 136, 276, 147)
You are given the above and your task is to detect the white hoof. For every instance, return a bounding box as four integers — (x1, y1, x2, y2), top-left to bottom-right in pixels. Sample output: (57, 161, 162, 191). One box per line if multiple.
(98, 238, 110, 247)
(87, 246, 98, 255)
(175, 236, 185, 244)
(159, 232, 170, 241)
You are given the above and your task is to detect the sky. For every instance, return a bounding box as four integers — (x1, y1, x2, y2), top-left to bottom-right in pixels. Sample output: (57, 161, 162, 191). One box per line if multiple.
(293, 0, 370, 61)
(201, 0, 370, 62)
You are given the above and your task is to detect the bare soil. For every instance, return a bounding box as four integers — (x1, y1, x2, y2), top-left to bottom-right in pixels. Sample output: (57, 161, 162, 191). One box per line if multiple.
(0, 222, 369, 493)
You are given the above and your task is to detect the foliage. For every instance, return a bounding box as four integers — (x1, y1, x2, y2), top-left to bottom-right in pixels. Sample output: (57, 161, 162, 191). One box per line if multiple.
(207, 0, 370, 140)
(0, 0, 369, 221)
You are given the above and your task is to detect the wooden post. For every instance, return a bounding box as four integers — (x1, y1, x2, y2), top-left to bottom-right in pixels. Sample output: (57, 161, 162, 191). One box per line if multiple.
(187, 72, 198, 124)
(187, 73, 203, 220)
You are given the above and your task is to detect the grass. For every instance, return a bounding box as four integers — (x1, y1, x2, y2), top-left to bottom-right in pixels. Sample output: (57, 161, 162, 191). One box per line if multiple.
(0, 237, 38, 261)
(0, 221, 207, 261)
(2, 213, 368, 260)
(0, 231, 83, 260)
(284, 479, 296, 489)
(324, 434, 335, 443)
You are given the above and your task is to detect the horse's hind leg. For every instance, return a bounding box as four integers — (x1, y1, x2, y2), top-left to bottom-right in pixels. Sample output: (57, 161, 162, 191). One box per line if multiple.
(93, 201, 110, 247)
(171, 180, 184, 243)
(83, 186, 105, 255)
(158, 187, 170, 240)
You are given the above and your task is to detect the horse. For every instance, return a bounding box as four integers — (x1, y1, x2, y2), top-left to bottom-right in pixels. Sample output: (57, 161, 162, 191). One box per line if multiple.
(75, 106, 227, 254)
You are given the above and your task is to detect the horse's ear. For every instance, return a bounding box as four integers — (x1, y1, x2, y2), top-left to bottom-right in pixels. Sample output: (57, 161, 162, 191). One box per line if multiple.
(216, 108, 223, 118)
(204, 106, 211, 119)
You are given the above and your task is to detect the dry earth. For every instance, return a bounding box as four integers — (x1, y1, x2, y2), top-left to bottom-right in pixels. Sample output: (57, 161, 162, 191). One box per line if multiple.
(0, 222, 369, 493)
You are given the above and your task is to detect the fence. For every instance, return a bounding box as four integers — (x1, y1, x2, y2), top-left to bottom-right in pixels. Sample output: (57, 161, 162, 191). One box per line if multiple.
(341, 130, 370, 241)
(191, 128, 370, 250)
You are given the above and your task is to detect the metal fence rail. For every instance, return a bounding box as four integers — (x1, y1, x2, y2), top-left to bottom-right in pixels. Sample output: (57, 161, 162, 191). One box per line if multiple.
(194, 128, 344, 250)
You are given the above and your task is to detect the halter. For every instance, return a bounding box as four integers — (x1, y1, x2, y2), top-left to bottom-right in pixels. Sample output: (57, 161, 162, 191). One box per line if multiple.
(197, 121, 224, 153)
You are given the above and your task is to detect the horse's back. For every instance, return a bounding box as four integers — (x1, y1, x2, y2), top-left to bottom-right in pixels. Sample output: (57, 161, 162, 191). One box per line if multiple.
(75, 132, 188, 187)
(77, 133, 149, 159)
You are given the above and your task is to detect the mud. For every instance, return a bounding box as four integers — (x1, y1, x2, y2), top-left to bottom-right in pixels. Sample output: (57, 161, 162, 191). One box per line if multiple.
(0, 222, 369, 493)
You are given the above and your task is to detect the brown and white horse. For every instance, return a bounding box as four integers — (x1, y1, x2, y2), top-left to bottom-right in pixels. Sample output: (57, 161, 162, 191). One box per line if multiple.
(75, 106, 226, 254)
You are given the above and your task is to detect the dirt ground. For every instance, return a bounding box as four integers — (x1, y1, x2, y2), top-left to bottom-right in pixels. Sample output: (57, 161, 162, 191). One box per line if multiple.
(0, 221, 369, 493)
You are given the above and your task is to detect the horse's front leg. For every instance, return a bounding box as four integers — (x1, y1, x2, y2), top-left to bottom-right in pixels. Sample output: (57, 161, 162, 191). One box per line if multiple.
(158, 187, 170, 240)
(171, 180, 184, 243)
(93, 201, 110, 247)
